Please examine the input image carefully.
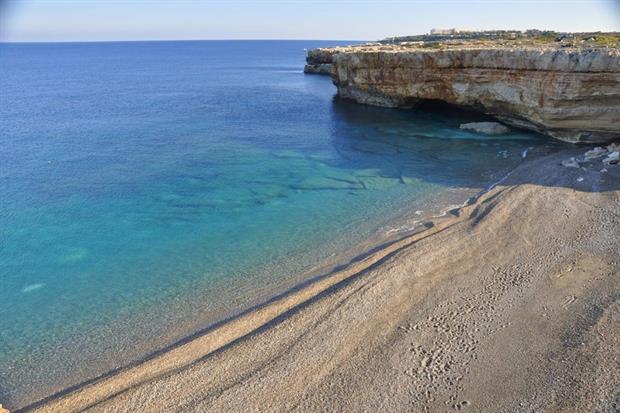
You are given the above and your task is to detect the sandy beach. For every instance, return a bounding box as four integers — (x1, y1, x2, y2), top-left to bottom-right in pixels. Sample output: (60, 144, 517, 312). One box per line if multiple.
(21, 148, 620, 413)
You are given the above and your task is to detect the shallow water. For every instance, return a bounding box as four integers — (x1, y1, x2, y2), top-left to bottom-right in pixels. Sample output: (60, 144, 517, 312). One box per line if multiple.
(0, 40, 566, 408)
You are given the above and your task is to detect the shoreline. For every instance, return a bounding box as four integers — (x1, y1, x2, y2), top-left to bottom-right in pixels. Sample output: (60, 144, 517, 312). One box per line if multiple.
(3, 179, 485, 412)
(10, 164, 491, 412)
(17, 147, 620, 412)
(17, 181, 479, 413)
(4, 160, 497, 409)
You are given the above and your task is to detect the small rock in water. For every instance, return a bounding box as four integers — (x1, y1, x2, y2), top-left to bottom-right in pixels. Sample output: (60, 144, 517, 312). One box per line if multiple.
(583, 146, 607, 160)
(602, 151, 619, 165)
(561, 157, 580, 168)
(459, 122, 510, 135)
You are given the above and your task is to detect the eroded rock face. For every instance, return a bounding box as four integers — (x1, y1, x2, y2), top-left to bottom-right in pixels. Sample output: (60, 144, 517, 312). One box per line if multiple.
(308, 45, 620, 143)
(304, 48, 340, 75)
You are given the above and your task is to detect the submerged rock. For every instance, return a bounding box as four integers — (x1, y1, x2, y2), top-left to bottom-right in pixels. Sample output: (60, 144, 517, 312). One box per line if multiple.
(357, 175, 402, 190)
(21, 283, 45, 293)
(460, 122, 510, 135)
(293, 176, 365, 191)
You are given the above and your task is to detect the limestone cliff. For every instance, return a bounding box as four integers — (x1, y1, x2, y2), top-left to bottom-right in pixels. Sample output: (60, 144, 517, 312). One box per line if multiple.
(304, 48, 339, 75)
(306, 43, 620, 143)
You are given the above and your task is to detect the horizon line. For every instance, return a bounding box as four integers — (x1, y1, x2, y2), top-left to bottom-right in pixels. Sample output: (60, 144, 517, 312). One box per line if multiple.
(2, 28, 618, 45)
(0, 38, 373, 45)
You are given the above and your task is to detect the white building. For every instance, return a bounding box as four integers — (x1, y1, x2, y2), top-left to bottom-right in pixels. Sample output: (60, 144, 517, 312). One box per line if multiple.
(430, 28, 475, 35)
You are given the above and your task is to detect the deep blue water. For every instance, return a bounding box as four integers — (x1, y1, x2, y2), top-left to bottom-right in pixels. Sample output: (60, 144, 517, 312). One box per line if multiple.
(0, 40, 565, 409)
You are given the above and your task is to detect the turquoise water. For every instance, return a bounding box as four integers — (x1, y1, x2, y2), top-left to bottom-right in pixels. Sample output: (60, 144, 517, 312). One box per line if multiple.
(0, 40, 565, 409)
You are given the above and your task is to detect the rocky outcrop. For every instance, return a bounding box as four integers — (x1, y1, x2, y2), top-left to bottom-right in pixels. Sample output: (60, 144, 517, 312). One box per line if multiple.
(307, 44, 620, 143)
(561, 142, 620, 168)
(460, 122, 510, 135)
(304, 48, 341, 75)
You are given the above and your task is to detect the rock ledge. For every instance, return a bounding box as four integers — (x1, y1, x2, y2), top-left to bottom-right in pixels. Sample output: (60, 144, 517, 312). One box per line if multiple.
(306, 42, 620, 143)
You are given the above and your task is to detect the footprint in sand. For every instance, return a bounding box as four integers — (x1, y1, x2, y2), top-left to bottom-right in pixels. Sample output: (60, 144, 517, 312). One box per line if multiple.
(555, 265, 573, 278)
(562, 295, 576, 308)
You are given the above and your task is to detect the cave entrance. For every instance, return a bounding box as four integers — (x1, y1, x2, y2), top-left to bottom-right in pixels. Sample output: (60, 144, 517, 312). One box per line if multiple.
(410, 99, 498, 123)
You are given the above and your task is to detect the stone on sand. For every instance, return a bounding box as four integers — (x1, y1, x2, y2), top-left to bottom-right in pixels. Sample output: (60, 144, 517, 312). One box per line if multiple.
(561, 157, 580, 168)
(602, 151, 619, 165)
(607, 142, 620, 152)
(583, 147, 607, 160)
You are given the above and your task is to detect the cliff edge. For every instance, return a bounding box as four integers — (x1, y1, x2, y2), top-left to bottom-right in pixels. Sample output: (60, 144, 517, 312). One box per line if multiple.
(306, 32, 620, 143)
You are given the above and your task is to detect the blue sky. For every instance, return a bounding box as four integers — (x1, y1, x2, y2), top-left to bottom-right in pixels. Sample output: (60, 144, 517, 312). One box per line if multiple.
(1, 0, 619, 42)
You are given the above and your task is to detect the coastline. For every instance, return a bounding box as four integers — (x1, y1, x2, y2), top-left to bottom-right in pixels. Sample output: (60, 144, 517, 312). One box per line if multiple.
(18, 147, 620, 412)
(16, 184, 480, 413)
(2, 178, 488, 412)
(4, 40, 568, 411)
(306, 37, 620, 144)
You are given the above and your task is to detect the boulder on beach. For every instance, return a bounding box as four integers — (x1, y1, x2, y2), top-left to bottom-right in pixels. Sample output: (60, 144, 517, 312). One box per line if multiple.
(583, 147, 608, 160)
(603, 151, 619, 165)
(459, 122, 510, 135)
(607, 142, 620, 152)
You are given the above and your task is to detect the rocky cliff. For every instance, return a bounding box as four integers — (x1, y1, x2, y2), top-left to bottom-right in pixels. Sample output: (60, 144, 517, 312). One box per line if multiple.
(304, 48, 340, 75)
(306, 41, 620, 143)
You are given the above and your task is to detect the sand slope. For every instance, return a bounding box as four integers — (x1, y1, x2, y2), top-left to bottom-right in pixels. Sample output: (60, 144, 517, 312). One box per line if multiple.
(24, 149, 619, 413)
